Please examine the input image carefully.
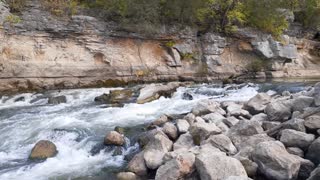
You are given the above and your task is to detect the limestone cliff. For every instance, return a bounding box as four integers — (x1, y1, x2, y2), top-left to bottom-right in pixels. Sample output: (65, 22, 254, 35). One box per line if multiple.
(0, 1, 320, 93)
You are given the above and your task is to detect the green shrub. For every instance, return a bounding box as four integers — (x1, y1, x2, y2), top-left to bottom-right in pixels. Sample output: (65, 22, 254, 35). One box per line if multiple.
(5, 14, 21, 24)
(246, 59, 267, 73)
(164, 41, 176, 48)
(4, 0, 27, 13)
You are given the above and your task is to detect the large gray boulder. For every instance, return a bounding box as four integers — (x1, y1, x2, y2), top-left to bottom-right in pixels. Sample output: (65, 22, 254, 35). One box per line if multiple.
(280, 129, 315, 150)
(162, 122, 178, 140)
(237, 157, 258, 178)
(137, 82, 180, 104)
(227, 120, 264, 147)
(265, 100, 292, 122)
(189, 122, 222, 143)
(252, 141, 300, 180)
(201, 134, 237, 155)
(297, 157, 316, 180)
(173, 133, 195, 151)
(195, 150, 247, 180)
(306, 137, 320, 165)
(304, 115, 320, 131)
(127, 151, 148, 176)
(202, 112, 226, 123)
(245, 93, 271, 114)
(292, 96, 314, 112)
(176, 119, 190, 134)
(155, 152, 195, 180)
(314, 82, 320, 106)
(307, 166, 320, 180)
(143, 133, 173, 169)
(226, 103, 251, 119)
(286, 147, 304, 157)
(191, 100, 225, 116)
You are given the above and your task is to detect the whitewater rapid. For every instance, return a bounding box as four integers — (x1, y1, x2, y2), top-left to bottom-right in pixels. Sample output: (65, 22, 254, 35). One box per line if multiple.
(0, 82, 308, 180)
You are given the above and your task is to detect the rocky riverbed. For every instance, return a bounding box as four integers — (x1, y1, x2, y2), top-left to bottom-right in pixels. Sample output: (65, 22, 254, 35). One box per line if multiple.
(0, 81, 320, 180)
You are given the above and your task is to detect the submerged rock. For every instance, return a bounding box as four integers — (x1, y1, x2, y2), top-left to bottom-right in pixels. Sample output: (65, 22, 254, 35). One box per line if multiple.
(29, 140, 58, 160)
(48, 95, 67, 104)
(94, 89, 133, 105)
(104, 131, 125, 146)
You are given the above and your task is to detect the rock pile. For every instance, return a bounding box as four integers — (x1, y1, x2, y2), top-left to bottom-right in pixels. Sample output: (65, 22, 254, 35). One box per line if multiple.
(114, 82, 320, 180)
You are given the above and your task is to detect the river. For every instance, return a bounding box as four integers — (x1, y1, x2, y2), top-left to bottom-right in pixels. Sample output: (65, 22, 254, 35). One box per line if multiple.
(0, 81, 315, 180)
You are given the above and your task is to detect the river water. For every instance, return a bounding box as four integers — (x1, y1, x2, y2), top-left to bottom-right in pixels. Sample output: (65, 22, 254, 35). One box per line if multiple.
(0, 82, 314, 180)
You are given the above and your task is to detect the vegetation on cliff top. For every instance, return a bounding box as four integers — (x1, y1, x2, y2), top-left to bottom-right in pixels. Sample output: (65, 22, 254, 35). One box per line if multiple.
(3, 0, 320, 37)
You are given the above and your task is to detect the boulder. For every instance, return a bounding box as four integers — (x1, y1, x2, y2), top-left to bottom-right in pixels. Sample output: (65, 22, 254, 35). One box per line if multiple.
(245, 93, 271, 114)
(176, 119, 190, 134)
(162, 122, 178, 140)
(104, 131, 125, 146)
(143, 149, 165, 170)
(174, 133, 195, 151)
(94, 89, 133, 104)
(224, 176, 252, 180)
(223, 116, 239, 128)
(138, 129, 166, 148)
(297, 157, 315, 180)
(307, 166, 320, 180)
(280, 129, 315, 150)
(262, 121, 281, 131)
(143, 133, 173, 169)
(155, 152, 195, 180)
(191, 100, 225, 116)
(201, 134, 237, 155)
(237, 157, 258, 178)
(189, 122, 222, 143)
(286, 147, 304, 157)
(48, 95, 67, 104)
(265, 100, 292, 122)
(151, 115, 169, 127)
(195, 151, 247, 180)
(282, 118, 306, 133)
(250, 113, 268, 122)
(235, 134, 274, 158)
(292, 96, 314, 112)
(226, 103, 252, 119)
(116, 172, 139, 180)
(228, 120, 264, 137)
(306, 137, 320, 165)
(183, 113, 196, 125)
(252, 141, 300, 180)
(127, 151, 148, 176)
(304, 115, 320, 131)
(314, 82, 320, 106)
(137, 82, 180, 104)
(29, 140, 58, 160)
(202, 112, 226, 123)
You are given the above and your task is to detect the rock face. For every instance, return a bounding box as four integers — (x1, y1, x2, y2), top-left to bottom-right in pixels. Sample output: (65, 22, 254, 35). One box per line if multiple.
(280, 129, 315, 150)
(29, 140, 58, 160)
(195, 150, 247, 180)
(104, 131, 125, 146)
(252, 141, 300, 180)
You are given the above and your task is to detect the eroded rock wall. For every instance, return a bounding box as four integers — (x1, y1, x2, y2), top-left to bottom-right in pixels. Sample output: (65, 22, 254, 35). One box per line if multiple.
(0, 1, 320, 92)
